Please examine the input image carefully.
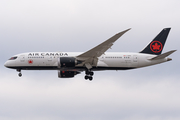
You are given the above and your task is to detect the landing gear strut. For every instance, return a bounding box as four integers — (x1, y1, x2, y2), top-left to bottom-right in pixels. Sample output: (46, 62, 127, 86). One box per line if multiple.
(85, 70, 94, 81)
(17, 69, 22, 77)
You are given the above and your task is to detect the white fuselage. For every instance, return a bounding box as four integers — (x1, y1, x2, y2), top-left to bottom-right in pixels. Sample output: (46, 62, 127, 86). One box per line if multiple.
(4, 52, 168, 71)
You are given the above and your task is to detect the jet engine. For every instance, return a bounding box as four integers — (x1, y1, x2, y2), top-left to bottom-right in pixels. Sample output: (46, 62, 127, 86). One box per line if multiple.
(58, 70, 80, 78)
(58, 57, 83, 68)
(57, 57, 82, 78)
(58, 57, 76, 68)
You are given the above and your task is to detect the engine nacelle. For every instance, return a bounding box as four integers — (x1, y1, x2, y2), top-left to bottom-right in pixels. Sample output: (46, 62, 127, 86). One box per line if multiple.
(58, 57, 76, 68)
(58, 70, 80, 78)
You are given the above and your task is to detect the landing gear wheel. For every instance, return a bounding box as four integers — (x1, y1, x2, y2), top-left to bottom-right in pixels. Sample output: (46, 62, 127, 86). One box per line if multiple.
(89, 72, 94, 76)
(85, 70, 94, 81)
(85, 76, 89, 80)
(18, 73, 22, 77)
(89, 76, 93, 81)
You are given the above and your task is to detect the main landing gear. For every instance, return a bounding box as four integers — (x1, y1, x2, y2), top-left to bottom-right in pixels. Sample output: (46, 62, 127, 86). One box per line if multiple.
(84, 70, 94, 81)
(17, 69, 22, 77)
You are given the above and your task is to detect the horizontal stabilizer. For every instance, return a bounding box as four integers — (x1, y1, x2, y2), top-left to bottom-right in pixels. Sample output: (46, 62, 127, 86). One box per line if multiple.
(150, 50, 176, 60)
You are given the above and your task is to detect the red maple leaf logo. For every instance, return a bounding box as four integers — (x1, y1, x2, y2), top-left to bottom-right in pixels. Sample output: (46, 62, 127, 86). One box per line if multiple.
(28, 60, 33, 64)
(150, 41, 163, 53)
(152, 43, 160, 50)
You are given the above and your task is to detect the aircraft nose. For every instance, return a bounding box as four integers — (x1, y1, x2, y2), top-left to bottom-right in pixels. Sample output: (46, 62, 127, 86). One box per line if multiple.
(4, 61, 9, 68)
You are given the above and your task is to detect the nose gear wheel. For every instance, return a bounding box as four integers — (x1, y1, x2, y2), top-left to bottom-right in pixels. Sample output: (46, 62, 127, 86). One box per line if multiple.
(17, 69, 22, 77)
(18, 73, 22, 77)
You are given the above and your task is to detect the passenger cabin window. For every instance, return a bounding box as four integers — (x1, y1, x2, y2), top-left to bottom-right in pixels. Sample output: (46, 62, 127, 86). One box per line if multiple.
(9, 56, 17, 60)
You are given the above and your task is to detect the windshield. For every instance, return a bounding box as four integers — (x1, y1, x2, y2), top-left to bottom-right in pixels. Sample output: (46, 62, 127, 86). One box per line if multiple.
(9, 56, 18, 60)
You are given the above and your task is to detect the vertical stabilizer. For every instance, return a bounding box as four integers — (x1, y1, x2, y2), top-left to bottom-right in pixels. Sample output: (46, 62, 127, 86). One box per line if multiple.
(140, 28, 171, 55)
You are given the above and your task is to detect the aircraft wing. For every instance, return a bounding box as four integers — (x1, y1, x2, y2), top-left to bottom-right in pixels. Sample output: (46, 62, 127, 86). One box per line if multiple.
(76, 28, 131, 69)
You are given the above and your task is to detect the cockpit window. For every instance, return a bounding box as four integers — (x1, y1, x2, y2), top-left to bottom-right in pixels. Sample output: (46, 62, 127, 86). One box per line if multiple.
(9, 56, 18, 60)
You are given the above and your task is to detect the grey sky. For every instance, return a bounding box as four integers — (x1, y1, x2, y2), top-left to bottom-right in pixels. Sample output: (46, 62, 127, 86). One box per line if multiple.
(0, 0, 180, 120)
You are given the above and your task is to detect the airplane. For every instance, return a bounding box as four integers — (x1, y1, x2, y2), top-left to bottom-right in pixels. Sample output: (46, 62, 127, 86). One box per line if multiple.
(4, 28, 176, 81)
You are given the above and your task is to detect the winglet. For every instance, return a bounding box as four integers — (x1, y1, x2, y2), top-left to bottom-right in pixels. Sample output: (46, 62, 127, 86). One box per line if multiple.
(108, 28, 131, 44)
(149, 50, 176, 60)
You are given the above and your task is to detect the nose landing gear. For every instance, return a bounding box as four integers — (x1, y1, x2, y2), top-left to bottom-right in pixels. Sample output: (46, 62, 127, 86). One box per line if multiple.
(85, 70, 94, 81)
(17, 69, 22, 77)
(18, 73, 22, 77)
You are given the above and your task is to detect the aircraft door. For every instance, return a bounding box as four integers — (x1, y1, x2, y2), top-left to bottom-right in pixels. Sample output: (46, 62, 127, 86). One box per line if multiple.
(46, 56, 53, 66)
(48, 56, 52, 62)
(20, 55, 25, 62)
(132, 55, 138, 67)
